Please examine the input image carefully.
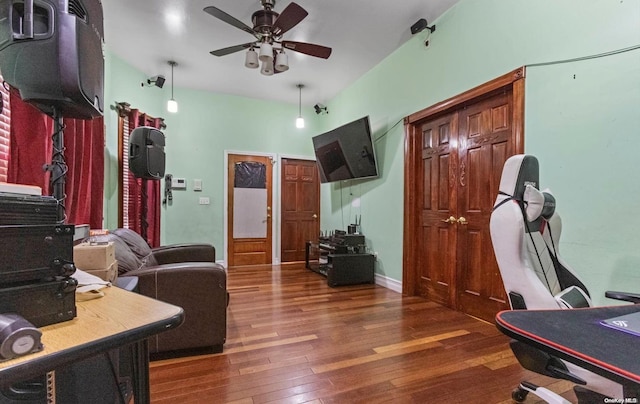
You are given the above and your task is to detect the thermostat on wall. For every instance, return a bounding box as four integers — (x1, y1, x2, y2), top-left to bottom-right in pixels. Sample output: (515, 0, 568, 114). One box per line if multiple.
(171, 177, 187, 190)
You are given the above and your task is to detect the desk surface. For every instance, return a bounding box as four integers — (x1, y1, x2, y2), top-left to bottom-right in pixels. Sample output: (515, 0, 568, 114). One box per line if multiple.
(496, 305, 640, 388)
(0, 286, 184, 386)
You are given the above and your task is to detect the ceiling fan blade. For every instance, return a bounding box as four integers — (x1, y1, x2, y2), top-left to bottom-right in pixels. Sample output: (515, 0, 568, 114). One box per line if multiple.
(272, 2, 308, 36)
(210, 42, 255, 57)
(203, 6, 258, 38)
(282, 41, 332, 59)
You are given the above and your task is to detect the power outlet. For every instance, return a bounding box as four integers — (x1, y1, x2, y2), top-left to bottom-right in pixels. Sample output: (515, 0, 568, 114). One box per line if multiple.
(198, 197, 210, 205)
(373, 251, 378, 260)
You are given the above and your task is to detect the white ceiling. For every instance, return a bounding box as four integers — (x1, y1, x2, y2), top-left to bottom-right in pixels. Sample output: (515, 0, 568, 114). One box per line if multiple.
(102, 0, 459, 107)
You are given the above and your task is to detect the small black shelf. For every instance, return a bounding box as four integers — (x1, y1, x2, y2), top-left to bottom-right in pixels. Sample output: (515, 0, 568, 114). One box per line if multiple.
(305, 241, 375, 287)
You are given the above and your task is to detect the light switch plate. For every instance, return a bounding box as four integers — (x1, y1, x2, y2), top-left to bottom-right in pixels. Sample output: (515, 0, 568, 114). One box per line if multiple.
(193, 179, 202, 191)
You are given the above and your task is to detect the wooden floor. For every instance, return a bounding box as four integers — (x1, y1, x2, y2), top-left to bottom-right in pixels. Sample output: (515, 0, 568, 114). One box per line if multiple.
(149, 263, 576, 403)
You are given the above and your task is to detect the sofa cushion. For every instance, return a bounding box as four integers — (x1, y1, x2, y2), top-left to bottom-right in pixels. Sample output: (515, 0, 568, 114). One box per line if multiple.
(112, 228, 152, 259)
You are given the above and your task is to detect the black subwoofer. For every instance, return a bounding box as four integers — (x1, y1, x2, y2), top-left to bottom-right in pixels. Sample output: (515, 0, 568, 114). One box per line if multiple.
(0, 0, 104, 119)
(129, 126, 166, 180)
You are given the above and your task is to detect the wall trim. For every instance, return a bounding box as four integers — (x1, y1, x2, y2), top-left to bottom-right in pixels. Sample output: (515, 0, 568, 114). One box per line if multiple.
(375, 272, 402, 293)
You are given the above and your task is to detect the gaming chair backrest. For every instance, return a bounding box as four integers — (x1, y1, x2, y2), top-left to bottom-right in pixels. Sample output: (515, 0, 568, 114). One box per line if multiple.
(490, 154, 591, 310)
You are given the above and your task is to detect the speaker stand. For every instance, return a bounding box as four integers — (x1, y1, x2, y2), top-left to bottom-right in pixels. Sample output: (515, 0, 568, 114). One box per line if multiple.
(44, 108, 67, 223)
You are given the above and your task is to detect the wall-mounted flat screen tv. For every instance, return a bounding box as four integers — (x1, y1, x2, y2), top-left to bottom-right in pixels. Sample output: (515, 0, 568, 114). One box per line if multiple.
(312, 116, 379, 183)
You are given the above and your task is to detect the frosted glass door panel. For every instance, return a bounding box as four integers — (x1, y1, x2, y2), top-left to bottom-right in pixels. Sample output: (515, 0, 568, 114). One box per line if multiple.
(233, 188, 267, 238)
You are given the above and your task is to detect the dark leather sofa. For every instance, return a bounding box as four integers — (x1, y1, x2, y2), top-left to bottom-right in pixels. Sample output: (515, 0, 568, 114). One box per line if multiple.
(91, 228, 227, 355)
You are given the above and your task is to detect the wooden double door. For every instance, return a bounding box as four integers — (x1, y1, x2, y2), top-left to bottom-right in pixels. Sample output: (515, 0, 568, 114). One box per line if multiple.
(403, 68, 525, 322)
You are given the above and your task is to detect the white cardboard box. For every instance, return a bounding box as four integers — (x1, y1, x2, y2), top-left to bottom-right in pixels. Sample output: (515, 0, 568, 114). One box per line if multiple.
(74, 242, 116, 270)
(85, 261, 118, 283)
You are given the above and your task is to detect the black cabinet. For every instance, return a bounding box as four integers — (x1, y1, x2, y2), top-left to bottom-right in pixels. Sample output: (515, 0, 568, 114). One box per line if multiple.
(326, 253, 375, 287)
(305, 241, 375, 287)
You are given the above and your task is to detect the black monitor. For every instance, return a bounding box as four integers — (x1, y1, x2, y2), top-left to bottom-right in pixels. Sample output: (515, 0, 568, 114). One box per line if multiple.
(312, 116, 379, 183)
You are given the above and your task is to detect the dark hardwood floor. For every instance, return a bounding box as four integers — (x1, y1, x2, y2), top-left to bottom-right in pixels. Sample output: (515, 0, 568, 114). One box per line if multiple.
(149, 263, 576, 403)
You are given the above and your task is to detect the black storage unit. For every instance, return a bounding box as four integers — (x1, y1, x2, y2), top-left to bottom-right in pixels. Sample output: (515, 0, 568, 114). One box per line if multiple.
(306, 236, 375, 287)
(326, 253, 375, 287)
(0, 225, 76, 285)
(0, 277, 77, 328)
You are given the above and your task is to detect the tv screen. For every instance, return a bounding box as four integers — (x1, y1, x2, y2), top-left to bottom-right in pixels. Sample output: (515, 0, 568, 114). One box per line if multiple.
(312, 116, 379, 183)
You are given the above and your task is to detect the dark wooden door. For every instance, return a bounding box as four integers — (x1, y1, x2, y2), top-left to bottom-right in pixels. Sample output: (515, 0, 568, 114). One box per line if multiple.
(281, 158, 320, 262)
(410, 76, 523, 322)
(227, 154, 273, 266)
(455, 91, 512, 320)
(419, 112, 459, 307)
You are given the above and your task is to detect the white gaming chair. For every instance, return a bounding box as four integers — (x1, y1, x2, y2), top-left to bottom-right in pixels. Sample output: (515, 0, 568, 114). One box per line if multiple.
(490, 154, 639, 403)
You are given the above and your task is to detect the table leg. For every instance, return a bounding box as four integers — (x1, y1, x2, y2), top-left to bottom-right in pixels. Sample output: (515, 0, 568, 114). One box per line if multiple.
(131, 339, 150, 404)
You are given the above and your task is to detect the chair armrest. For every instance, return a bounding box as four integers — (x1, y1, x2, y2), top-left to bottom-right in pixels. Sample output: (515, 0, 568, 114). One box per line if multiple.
(125, 262, 227, 353)
(605, 291, 640, 304)
(150, 244, 216, 264)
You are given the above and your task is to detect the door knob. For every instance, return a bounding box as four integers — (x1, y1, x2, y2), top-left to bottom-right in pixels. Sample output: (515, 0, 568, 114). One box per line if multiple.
(441, 216, 456, 223)
(312, 214, 318, 218)
(457, 216, 468, 225)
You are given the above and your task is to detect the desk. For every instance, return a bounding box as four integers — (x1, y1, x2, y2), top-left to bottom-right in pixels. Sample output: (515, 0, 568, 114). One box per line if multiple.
(0, 286, 184, 403)
(496, 305, 640, 398)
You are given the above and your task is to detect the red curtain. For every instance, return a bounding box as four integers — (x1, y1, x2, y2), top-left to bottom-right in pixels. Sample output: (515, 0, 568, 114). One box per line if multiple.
(8, 91, 104, 228)
(125, 109, 162, 248)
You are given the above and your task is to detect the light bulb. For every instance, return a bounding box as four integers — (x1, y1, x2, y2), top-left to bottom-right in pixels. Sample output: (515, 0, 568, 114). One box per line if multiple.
(245, 48, 259, 68)
(167, 98, 178, 113)
(259, 42, 273, 62)
(296, 116, 305, 129)
(275, 51, 289, 72)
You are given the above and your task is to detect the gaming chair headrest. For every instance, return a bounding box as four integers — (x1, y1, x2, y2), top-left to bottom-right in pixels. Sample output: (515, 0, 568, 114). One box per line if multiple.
(524, 185, 556, 221)
(496, 154, 555, 222)
(498, 154, 539, 201)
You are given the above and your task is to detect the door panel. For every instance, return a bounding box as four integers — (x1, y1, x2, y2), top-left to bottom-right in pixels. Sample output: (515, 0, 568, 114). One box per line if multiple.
(281, 159, 320, 262)
(420, 113, 458, 307)
(227, 154, 273, 266)
(456, 91, 511, 320)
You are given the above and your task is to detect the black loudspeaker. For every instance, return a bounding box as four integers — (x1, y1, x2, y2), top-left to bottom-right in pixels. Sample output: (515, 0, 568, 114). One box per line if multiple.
(0, 0, 104, 119)
(129, 127, 166, 180)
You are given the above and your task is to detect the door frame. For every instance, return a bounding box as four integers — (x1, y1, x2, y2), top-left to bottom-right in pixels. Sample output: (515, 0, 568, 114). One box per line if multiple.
(224, 150, 278, 267)
(224, 151, 317, 267)
(402, 67, 526, 296)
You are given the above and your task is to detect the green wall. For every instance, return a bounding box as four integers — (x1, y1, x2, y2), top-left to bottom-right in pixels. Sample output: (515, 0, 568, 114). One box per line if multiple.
(317, 0, 640, 303)
(104, 0, 640, 304)
(103, 52, 322, 252)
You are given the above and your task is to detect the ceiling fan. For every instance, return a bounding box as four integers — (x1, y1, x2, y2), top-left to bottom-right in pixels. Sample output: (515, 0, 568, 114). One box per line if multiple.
(204, 0, 332, 75)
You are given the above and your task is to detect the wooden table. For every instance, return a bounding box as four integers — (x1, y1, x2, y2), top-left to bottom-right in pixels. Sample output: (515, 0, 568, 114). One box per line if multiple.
(0, 286, 184, 403)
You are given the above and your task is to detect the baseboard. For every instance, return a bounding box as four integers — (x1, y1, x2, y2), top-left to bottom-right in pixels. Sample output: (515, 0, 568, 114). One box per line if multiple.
(375, 272, 402, 293)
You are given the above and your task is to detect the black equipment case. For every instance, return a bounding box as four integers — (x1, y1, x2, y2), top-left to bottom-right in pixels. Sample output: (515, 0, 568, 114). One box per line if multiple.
(0, 224, 76, 285)
(0, 193, 58, 225)
(0, 277, 77, 327)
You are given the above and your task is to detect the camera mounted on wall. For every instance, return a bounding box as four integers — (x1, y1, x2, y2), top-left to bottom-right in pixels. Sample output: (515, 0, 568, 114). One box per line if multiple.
(142, 75, 165, 88)
(410, 18, 436, 47)
(314, 103, 328, 115)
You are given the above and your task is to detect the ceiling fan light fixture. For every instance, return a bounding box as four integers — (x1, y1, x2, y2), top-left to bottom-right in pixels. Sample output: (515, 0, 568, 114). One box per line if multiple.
(274, 51, 289, 72)
(259, 42, 273, 62)
(260, 59, 274, 76)
(245, 48, 259, 68)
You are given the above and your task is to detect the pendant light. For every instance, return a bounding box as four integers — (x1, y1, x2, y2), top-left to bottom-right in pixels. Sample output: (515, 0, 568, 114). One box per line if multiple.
(167, 61, 178, 113)
(296, 84, 304, 129)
